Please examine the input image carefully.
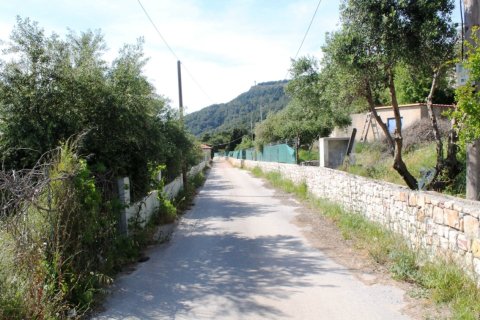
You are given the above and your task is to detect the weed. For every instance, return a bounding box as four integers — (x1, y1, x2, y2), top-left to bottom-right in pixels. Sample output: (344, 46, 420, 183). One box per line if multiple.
(175, 170, 207, 213)
(251, 166, 263, 177)
(389, 247, 419, 282)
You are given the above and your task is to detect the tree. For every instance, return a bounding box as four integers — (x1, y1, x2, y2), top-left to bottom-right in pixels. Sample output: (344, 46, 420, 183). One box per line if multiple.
(459, 0, 480, 200)
(453, 27, 480, 199)
(454, 30, 480, 144)
(255, 57, 350, 163)
(0, 17, 195, 199)
(395, 64, 455, 105)
(235, 136, 254, 150)
(329, 0, 458, 190)
(399, 0, 459, 190)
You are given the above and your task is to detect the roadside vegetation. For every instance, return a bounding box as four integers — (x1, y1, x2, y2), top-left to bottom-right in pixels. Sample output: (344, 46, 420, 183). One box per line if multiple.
(250, 166, 480, 319)
(0, 18, 204, 319)
(342, 119, 467, 197)
(0, 142, 208, 319)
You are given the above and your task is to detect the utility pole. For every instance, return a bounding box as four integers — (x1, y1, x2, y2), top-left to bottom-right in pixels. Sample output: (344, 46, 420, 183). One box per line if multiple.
(260, 105, 263, 122)
(250, 113, 253, 140)
(177, 60, 184, 122)
(177, 60, 188, 193)
(464, 0, 480, 200)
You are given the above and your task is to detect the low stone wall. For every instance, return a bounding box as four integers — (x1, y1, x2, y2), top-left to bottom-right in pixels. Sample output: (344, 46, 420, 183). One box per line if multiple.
(120, 161, 208, 232)
(228, 158, 480, 278)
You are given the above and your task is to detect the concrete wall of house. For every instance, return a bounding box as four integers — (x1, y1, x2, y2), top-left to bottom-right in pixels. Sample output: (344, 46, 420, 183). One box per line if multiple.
(319, 137, 350, 168)
(118, 161, 208, 233)
(331, 104, 450, 142)
(228, 157, 480, 279)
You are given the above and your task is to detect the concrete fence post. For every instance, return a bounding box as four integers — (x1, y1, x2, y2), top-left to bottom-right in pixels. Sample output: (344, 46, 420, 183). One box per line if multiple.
(117, 177, 131, 235)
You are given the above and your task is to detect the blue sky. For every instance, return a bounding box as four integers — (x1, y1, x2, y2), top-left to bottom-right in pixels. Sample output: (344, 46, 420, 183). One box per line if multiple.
(0, 1, 462, 113)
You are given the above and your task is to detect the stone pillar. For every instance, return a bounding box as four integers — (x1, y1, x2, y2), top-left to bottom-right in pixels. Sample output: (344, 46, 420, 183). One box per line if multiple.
(319, 138, 329, 167)
(117, 177, 131, 234)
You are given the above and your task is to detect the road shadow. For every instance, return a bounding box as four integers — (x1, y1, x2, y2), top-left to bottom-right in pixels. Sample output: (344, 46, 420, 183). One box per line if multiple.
(94, 160, 350, 319)
(97, 205, 349, 319)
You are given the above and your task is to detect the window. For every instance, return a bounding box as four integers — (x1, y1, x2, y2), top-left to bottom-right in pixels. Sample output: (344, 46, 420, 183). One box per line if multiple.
(387, 117, 403, 133)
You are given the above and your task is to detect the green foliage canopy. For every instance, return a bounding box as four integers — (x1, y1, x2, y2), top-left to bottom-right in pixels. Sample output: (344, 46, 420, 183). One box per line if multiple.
(255, 57, 351, 147)
(453, 31, 480, 145)
(0, 17, 197, 199)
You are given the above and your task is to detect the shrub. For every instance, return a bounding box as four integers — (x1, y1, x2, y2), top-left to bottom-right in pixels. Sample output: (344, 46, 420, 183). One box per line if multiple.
(0, 143, 120, 318)
(156, 195, 177, 225)
(402, 118, 450, 153)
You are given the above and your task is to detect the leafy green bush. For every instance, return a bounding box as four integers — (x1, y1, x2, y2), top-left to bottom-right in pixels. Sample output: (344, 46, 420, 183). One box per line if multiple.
(298, 149, 319, 162)
(155, 195, 177, 225)
(0, 17, 196, 201)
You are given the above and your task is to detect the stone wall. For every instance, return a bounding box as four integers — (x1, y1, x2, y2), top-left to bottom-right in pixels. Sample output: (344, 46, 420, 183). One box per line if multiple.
(228, 158, 480, 278)
(119, 161, 208, 233)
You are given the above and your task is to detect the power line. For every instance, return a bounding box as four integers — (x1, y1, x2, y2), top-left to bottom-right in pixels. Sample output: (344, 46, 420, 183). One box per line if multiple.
(209, 135, 248, 148)
(181, 63, 215, 107)
(293, 0, 323, 60)
(136, 0, 214, 106)
(285, 0, 323, 79)
(136, 0, 179, 61)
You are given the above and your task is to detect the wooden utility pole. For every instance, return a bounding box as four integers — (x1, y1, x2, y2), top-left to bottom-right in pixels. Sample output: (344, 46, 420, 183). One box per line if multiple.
(177, 60, 188, 193)
(464, 0, 480, 200)
(177, 60, 184, 122)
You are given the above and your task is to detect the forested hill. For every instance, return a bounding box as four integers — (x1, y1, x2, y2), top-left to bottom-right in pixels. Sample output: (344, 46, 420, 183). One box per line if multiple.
(185, 80, 289, 136)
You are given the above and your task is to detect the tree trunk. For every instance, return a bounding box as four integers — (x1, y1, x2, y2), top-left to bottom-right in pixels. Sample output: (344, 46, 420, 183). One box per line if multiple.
(426, 71, 461, 191)
(426, 70, 444, 168)
(388, 71, 418, 190)
(424, 70, 445, 190)
(445, 117, 461, 178)
(364, 80, 395, 154)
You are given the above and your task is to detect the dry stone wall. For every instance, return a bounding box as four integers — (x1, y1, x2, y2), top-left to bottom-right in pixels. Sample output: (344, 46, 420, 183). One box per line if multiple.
(227, 158, 480, 278)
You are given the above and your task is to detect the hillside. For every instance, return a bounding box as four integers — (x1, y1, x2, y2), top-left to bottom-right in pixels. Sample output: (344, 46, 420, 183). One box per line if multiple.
(185, 80, 289, 136)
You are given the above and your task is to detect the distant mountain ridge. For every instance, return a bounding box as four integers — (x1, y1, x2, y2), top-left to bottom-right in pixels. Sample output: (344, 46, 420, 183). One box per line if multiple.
(185, 80, 289, 137)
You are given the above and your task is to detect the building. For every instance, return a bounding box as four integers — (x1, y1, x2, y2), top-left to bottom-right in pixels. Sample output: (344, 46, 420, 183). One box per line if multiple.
(331, 103, 453, 142)
(200, 144, 213, 162)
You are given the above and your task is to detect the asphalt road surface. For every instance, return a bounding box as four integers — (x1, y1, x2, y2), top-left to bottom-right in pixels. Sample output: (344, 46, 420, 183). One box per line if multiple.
(94, 159, 411, 320)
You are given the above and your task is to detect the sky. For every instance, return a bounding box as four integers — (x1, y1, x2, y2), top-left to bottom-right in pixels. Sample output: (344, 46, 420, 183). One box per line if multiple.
(0, 1, 463, 114)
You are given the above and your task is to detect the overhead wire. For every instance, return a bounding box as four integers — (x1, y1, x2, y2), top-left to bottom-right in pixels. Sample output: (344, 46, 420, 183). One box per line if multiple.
(209, 135, 249, 148)
(136, 0, 215, 107)
(285, 0, 323, 79)
(136, 0, 179, 61)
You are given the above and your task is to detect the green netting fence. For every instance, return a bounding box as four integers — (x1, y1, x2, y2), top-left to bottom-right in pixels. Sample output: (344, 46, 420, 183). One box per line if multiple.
(226, 144, 296, 164)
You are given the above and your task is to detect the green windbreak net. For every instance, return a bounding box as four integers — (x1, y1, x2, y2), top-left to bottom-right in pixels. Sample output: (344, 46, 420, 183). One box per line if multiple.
(227, 144, 296, 164)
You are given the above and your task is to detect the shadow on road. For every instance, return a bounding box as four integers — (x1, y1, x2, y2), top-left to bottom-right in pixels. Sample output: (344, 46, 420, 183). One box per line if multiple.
(96, 161, 352, 320)
(101, 202, 349, 319)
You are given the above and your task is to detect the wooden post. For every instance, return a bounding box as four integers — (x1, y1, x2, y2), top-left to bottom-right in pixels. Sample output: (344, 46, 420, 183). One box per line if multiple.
(177, 61, 188, 193)
(177, 60, 184, 122)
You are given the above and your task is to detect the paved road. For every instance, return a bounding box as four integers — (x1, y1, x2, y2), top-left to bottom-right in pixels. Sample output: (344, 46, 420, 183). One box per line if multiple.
(94, 159, 411, 320)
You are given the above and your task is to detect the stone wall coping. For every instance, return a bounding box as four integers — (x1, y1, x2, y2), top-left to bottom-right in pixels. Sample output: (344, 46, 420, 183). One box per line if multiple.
(241, 159, 479, 209)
